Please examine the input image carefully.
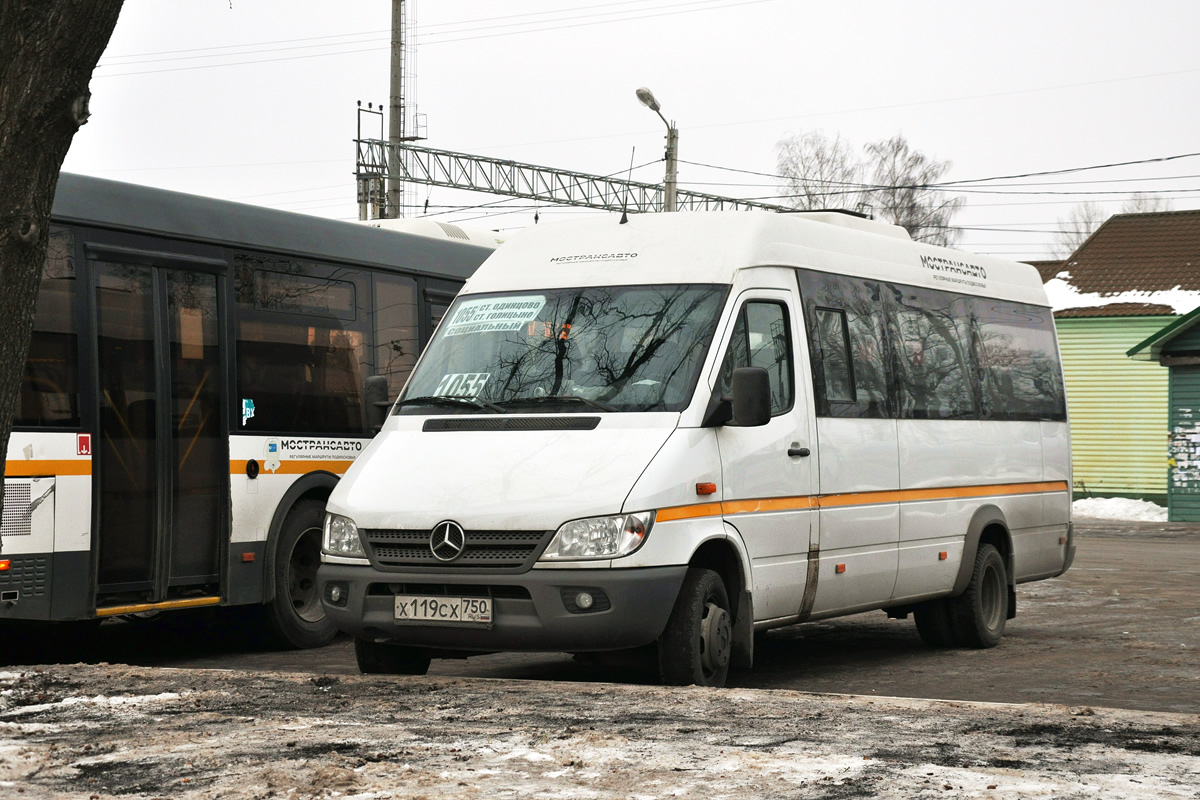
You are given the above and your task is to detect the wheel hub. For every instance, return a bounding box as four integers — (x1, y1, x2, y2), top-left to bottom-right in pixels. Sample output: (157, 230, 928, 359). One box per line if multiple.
(699, 601, 732, 674)
(288, 525, 324, 623)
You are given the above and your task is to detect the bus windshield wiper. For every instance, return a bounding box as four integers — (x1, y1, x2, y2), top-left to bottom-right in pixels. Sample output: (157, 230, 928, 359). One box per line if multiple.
(393, 395, 505, 413)
(499, 395, 617, 412)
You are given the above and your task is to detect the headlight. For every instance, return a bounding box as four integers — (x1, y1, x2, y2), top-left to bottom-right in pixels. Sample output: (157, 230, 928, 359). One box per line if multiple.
(540, 511, 654, 561)
(323, 513, 365, 558)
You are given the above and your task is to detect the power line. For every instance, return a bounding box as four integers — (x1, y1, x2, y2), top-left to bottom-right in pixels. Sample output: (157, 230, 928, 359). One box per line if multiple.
(95, 0, 776, 77)
(680, 151, 1200, 191)
(99, 0, 711, 61)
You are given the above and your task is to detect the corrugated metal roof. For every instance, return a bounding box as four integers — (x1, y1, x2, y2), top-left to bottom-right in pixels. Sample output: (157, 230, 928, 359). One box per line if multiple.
(1027, 259, 1065, 283)
(1056, 302, 1175, 318)
(1061, 209, 1200, 295)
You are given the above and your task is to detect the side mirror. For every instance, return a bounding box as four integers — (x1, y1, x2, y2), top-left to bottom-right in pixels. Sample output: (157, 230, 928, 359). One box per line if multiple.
(364, 375, 390, 434)
(730, 367, 772, 427)
(701, 367, 772, 428)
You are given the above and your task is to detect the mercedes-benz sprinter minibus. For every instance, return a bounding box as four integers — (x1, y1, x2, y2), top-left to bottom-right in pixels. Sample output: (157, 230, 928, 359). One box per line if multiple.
(318, 210, 1073, 688)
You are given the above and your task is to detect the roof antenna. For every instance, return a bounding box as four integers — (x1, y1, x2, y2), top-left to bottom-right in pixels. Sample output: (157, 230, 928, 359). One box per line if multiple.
(620, 146, 635, 224)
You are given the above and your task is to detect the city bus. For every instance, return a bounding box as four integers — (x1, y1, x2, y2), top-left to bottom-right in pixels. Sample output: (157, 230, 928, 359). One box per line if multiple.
(0, 173, 497, 647)
(318, 209, 1074, 686)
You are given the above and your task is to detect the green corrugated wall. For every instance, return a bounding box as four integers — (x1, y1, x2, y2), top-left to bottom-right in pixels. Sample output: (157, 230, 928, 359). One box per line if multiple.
(1167, 365, 1200, 520)
(1056, 316, 1172, 501)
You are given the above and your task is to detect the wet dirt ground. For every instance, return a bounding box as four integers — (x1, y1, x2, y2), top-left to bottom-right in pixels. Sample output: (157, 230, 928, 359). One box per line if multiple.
(1, 664, 1198, 799)
(0, 520, 1197, 798)
(5, 520, 1198, 714)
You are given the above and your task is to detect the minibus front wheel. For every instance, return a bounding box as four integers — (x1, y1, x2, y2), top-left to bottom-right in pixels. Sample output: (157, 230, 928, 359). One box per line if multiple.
(657, 568, 732, 688)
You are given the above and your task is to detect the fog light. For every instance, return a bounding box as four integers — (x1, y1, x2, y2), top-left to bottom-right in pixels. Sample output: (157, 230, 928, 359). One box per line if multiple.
(575, 592, 594, 610)
(324, 581, 349, 607)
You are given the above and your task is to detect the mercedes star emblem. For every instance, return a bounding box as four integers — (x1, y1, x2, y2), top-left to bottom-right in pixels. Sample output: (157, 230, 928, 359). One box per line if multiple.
(430, 520, 466, 561)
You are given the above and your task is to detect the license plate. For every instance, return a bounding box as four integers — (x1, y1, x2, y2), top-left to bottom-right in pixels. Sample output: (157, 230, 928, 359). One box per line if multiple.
(394, 595, 493, 626)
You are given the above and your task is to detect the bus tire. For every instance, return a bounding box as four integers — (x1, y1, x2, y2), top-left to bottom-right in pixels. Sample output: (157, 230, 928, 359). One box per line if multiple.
(355, 638, 432, 675)
(657, 567, 732, 688)
(948, 543, 1008, 648)
(266, 499, 338, 649)
(912, 599, 958, 648)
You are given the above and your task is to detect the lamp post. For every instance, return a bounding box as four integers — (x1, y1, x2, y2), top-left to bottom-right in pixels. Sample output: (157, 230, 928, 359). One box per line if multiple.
(636, 86, 678, 212)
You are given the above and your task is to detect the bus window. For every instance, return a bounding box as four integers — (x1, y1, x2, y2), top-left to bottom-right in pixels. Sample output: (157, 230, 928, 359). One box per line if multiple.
(889, 286, 974, 420)
(234, 254, 371, 435)
(814, 308, 855, 404)
(372, 273, 419, 401)
(17, 228, 79, 427)
(797, 271, 890, 417)
(719, 301, 794, 416)
(971, 299, 1067, 422)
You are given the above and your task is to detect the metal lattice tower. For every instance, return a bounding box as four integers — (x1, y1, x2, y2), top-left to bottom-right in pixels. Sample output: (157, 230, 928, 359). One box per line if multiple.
(356, 140, 791, 215)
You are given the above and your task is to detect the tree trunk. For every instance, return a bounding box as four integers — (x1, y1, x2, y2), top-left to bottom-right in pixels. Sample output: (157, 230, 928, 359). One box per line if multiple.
(0, 1, 124, 548)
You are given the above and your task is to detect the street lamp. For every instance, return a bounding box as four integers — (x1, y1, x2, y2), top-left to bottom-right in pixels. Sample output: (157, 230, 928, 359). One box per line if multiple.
(636, 86, 678, 212)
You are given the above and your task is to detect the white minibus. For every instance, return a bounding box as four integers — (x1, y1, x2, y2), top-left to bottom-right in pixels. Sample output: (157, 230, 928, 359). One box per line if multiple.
(319, 210, 1074, 687)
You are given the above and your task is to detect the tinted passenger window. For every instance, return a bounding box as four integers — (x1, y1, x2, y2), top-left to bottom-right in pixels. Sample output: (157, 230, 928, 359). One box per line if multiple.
(719, 301, 793, 415)
(798, 267, 1067, 423)
(234, 254, 370, 434)
(814, 308, 854, 403)
(889, 286, 974, 419)
(971, 299, 1066, 421)
(797, 271, 889, 417)
(17, 228, 80, 427)
(373, 273, 419, 400)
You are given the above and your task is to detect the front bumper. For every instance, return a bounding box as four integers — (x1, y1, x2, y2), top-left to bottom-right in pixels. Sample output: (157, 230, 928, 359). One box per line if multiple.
(318, 563, 688, 652)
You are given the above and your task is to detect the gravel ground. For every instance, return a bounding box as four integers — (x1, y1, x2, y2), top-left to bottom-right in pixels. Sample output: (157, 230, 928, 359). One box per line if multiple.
(1, 664, 1198, 800)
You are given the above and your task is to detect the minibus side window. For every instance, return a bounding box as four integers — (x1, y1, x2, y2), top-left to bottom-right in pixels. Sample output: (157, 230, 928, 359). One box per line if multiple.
(718, 301, 794, 415)
(889, 286, 975, 419)
(814, 308, 855, 404)
(796, 270, 890, 418)
(970, 299, 1067, 422)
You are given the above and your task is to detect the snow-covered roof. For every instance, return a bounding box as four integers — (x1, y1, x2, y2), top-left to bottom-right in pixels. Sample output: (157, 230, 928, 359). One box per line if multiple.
(1043, 209, 1200, 317)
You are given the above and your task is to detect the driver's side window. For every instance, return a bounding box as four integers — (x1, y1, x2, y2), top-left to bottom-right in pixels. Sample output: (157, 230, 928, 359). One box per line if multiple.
(718, 301, 794, 415)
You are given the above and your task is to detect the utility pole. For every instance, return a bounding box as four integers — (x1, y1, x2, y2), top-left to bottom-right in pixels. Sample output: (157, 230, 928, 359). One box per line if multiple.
(387, 0, 405, 218)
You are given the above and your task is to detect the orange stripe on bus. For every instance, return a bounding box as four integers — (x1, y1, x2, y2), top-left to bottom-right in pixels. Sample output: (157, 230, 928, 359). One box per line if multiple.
(4, 459, 92, 477)
(656, 502, 724, 522)
(228, 460, 355, 475)
(723, 496, 818, 515)
(96, 596, 221, 617)
(655, 480, 1069, 523)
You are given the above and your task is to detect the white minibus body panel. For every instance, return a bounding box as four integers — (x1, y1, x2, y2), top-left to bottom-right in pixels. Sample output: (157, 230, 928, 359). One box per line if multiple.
(318, 210, 1073, 688)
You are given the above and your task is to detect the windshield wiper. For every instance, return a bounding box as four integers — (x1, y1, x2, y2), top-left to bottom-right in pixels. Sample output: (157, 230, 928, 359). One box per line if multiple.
(393, 395, 505, 413)
(499, 395, 617, 412)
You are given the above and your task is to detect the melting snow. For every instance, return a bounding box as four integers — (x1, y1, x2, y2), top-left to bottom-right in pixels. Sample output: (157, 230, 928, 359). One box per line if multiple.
(1044, 275, 1200, 315)
(1073, 497, 1167, 521)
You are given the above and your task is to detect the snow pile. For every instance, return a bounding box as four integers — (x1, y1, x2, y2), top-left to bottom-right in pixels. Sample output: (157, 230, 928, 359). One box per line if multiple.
(1073, 496, 1167, 521)
(1044, 273, 1200, 315)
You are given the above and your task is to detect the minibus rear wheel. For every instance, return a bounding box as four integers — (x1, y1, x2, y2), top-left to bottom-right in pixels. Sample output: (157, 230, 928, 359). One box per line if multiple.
(355, 638, 432, 675)
(948, 543, 1008, 648)
(658, 568, 732, 688)
(912, 599, 958, 648)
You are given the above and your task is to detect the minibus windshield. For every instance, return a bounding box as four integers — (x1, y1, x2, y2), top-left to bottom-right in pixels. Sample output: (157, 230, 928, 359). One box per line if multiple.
(396, 284, 728, 414)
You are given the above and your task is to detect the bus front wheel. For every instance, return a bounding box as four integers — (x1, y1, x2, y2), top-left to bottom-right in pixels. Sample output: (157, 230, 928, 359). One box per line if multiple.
(657, 567, 732, 688)
(266, 499, 338, 649)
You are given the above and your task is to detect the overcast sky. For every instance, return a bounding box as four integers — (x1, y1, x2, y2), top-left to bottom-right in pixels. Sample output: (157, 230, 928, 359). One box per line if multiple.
(61, 0, 1200, 261)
